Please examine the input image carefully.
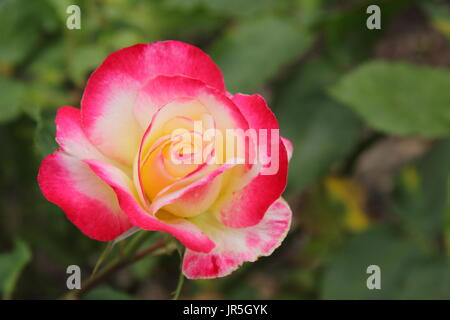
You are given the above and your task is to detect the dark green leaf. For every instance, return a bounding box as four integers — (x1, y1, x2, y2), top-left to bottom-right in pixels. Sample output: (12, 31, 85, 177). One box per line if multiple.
(69, 45, 108, 86)
(0, 76, 25, 123)
(84, 286, 134, 300)
(275, 58, 361, 191)
(0, 239, 32, 299)
(34, 110, 58, 158)
(321, 224, 425, 299)
(393, 140, 450, 240)
(0, 0, 58, 65)
(210, 17, 313, 93)
(164, 0, 276, 17)
(398, 257, 450, 299)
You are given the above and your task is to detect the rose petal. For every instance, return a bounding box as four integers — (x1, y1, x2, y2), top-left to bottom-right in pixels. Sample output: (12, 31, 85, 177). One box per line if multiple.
(81, 41, 225, 165)
(133, 75, 249, 145)
(134, 76, 251, 212)
(215, 94, 289, 228)
(182, 198, 292, 279)
(55, 106, 109, 162)
(85, 159, 215, 253)
(281, 137, 293, 162)
(38, 151, 132, 241)
(148, 161, 237, 217)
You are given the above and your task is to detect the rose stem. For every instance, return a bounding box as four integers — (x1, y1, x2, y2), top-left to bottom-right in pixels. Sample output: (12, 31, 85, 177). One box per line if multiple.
(62, 238, 172, 300)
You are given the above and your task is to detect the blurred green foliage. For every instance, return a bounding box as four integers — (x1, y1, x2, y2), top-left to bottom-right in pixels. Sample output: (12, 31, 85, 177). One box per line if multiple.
(1, 0, 450, 300)
(331, 61, 450, 137)
(0, 239, 31, 299)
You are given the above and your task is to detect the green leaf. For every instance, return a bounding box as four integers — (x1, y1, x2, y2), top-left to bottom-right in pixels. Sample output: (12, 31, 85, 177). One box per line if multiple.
(330, 61, 450, 138)
(321, 224, 425, 299)
(0, 76, 25, 123)
(25, 43, 70, 114)
(69, 45, 108, 86)
(34, 110, 58, 158)
(397, 257, 450, 299)
(275, 58, 361, 191)
(210, 16, 313, 93)
(46, 0, 78, 22)
(0, 239, 32, 299)
(28, 43, 66, 87)
(393, 140, 450, 240)
(322, 0, 412, 65)
(289, 99, 361, 191)
(164, 0, 276, 17)
(296, 0, 325, 27)
(0, 0, 58, 66)
(84, 286, 133, 300)
(423, 1, 450, 39)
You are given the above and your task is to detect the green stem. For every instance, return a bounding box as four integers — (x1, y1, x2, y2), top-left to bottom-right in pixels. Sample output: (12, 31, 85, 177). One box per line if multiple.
(90, 241, 114, 278)
(172, 247, 186, 300)
(62, 237, 171, 300)
(172, 269, 185, 300)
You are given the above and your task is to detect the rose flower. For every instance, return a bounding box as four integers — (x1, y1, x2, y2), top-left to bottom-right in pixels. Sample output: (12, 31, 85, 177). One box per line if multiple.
(38, 41, 293, 278)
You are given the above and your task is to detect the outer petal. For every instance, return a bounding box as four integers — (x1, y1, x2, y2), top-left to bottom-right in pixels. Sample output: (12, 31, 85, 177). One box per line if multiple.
(38, 151, 132, 241)
(55, 106, 111, 163)
(281, 137, 293, 162)
(85, 159, 215, 253)
(182, 199, 292, 279)
(214, 94, 289, 228)
(81, 41, 225, 165)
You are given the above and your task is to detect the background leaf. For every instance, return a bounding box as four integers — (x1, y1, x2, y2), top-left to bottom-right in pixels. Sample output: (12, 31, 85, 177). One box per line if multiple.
(210, 16, 313, 93)
(321, 224, 432, 299)
(84, 286, 134, 300)
(0, 0, 58, 66)
(0, 239, 32, 299)
(165, 0, 277, 17)
(392, 139, 450, 241)
(34, 110, 58, 158)
(275, 58, 362, 191)
(330, 61, 450, 138)
(0, 76, 25, 124)
(423, 1, 450, 39)
(397, 257, 450, 299)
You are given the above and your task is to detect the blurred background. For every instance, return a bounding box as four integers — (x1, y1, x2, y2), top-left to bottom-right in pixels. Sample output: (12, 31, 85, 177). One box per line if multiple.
(1, 0, 450, 300)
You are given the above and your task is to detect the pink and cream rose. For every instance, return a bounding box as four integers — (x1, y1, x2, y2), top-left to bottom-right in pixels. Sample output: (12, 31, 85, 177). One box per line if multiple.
(38, 41, 293, 279)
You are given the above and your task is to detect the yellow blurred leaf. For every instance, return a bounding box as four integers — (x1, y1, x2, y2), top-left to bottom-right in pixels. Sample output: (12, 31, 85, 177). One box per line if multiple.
(325, 176, 370, 232)
(400, 166, 421, 194)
